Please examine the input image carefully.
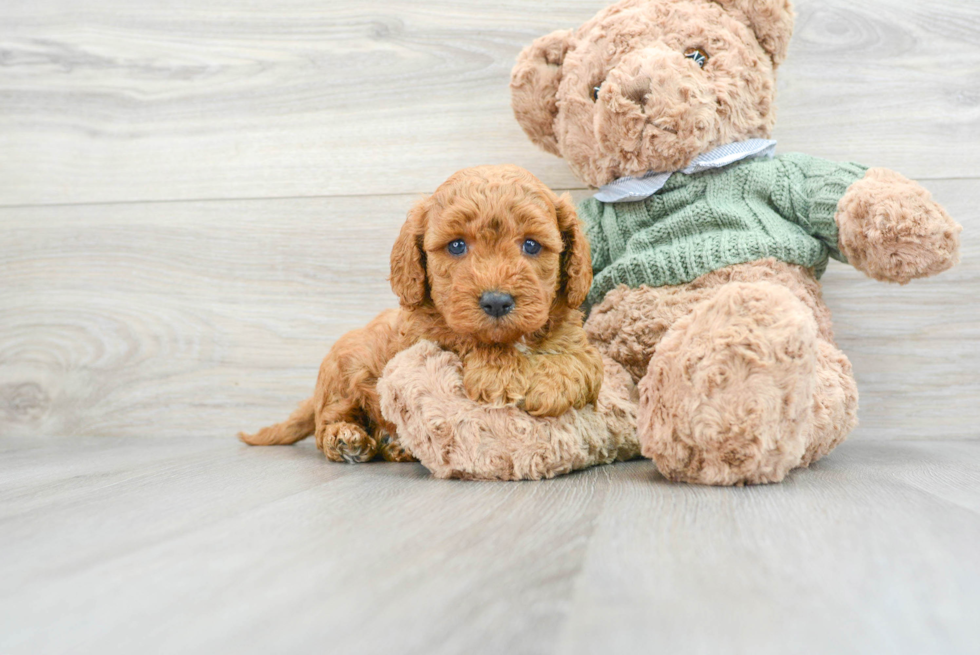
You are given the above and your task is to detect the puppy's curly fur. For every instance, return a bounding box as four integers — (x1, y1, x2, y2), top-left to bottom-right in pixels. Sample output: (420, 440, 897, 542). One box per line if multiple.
(240, 165, 603, 463)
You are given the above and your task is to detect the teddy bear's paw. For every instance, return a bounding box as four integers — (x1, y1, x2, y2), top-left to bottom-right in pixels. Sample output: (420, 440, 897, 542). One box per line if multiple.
(593, 356, 642, 460)
(638, 281, 819, 485)
(837, 168, 962, 284)
(799, 339, 859, 468)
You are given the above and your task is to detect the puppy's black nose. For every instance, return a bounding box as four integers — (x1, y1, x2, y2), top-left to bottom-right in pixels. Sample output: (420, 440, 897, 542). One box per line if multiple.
(480, 291, 515, 318)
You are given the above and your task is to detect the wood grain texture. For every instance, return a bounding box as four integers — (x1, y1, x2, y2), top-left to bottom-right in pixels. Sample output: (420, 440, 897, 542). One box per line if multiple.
(2, 2, 978, 652)
(0, 194, 410, 439)
(558, 440, 980, 655)
(1, 181, 976, 441)
(1, 0, 979, 206)
(0, 437, 977, 654)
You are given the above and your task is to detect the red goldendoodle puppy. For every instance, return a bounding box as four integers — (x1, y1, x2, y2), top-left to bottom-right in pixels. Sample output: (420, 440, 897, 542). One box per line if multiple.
(240, 165, 603, 463)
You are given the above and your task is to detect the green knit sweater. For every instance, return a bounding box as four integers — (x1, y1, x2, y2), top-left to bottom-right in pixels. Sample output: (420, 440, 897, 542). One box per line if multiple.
(579, 152, 869, 308)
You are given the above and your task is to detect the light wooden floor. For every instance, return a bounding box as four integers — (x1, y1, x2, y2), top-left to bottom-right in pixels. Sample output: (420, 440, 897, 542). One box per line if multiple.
(1, 437, 979, 654)
(1, 0, 979, 652)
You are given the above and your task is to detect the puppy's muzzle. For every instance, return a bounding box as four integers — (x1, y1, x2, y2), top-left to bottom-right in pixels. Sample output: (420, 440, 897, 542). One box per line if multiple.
(480, 291, 515, 318)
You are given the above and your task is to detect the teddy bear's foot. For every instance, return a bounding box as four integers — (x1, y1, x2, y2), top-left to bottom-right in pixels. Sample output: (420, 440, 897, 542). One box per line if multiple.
(316, 421, 378, 463)
(800, 340, 859, 467)
(638, 281, 820, 485)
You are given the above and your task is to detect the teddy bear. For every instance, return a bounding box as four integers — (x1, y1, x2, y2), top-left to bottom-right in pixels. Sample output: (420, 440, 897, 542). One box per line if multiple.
(377, 0, 961, 485)
(504, 0, 962, 484)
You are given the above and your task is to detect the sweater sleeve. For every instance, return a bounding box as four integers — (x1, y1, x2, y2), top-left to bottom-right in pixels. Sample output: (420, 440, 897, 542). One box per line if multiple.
(769, 153, 869, 265)
(577, 197, 612, 277)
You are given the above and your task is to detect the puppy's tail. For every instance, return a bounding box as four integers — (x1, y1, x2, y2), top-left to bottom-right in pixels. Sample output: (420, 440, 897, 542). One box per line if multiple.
(239, 397, 315, 446)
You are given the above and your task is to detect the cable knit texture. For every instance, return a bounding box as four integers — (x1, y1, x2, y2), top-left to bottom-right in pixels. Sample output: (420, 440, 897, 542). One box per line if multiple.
(581, 153, 868, 307)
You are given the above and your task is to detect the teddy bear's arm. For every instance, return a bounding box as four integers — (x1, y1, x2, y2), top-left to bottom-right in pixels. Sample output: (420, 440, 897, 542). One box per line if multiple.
(376, 341, 639, 481)
(834, 168, 962, 284)
(769, 154, 961, 283)
(767, 153, 867, 265)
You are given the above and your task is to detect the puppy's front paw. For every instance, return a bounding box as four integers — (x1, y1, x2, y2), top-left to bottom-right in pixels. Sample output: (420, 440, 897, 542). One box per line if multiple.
(523, 349, 603, 417)
(377, 429, 416, 462)
(462, 358, 529, 408)
(317, 422, 377, 463)
(523, 381, 575, 417)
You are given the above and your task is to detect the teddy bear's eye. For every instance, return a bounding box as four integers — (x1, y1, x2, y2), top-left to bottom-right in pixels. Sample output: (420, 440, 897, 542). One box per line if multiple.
(591, 83, 602, 102)
(684, 47, 709, 68)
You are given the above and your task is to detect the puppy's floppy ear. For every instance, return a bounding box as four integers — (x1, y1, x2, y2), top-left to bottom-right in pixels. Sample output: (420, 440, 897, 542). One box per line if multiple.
(555, 193, 592, 309)
(710, 0, 795, 67)
(510, 29, 572, 157)
(390, 197, 431, 308)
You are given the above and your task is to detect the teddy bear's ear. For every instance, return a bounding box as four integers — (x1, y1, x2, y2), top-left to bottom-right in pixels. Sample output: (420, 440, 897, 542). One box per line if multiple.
(510, 29, 573, 157)
(712, 0, 795, 67)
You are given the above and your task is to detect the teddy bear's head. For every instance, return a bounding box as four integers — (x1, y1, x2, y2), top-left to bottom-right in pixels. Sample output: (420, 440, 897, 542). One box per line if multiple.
(511, 0, 795, 187)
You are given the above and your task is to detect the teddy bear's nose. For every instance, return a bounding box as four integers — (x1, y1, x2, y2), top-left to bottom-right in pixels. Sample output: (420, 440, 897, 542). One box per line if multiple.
(623, 75, 652, 107)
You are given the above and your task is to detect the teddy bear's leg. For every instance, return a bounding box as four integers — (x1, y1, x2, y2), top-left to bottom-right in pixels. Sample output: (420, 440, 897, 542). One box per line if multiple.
(801, 339, 859, 467)
(585, 283, 711, 382)
(638, 280, 821, 485)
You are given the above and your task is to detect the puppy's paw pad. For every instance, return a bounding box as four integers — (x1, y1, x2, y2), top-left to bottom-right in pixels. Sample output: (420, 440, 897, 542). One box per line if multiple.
(378, 430, 416, 462)
(321, 423, 377, 463)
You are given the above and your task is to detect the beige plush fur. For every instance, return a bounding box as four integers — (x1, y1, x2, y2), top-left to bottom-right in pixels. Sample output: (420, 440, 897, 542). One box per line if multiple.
(837, 168, 961, 284)
(511, 0, 792, 187)
(585, 259, 837, 381)
(509, 0, 961, 485)
(378, 341, 640, 481)
(585, 260, 857, 485)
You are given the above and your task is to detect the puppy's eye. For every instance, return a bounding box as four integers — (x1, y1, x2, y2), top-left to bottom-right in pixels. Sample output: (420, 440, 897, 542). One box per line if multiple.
(522, 239, 542, 256)
(684, 47, 709, 68)
(591, 83, 602, 102)
(447, 239, 467, 256)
